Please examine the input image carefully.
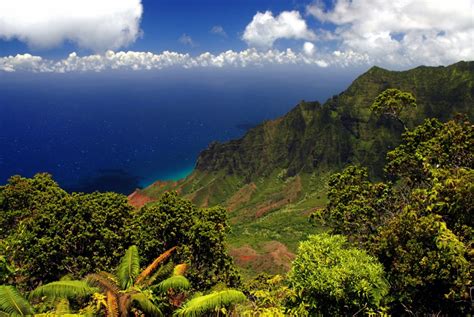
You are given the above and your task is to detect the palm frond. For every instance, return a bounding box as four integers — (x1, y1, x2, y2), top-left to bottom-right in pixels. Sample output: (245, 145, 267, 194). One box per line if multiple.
(0, 285, 34, 316)
(142, 261, 174, 288)
(135, 246, 176, 286)
(131, 293, 163, 317)
(157, 276, 191, 293)
(106, 291, 119, 317)
(118, 292, 132, 316)
(116, 245, 140, 290)
(173, 264, 188, 276)
(174, 289, 246, 317)
(30, 280, 98, 299)
(85, 272, 120, 295)
(35, 313, 87, 317)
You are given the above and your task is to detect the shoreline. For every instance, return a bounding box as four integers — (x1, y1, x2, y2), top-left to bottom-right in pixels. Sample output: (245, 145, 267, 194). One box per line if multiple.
(138, 165, 195, 188)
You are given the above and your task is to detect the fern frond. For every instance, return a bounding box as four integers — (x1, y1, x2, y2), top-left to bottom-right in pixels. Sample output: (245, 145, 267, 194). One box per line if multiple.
(173, 264, 188, 276)
(131, 293, 163, 317)
(85, 272, 120, 295)
(106, 291, 119, 317)
(117, 245, 140, 290)
(174, 289, 246, 317)
(157, 276, 191, 293)
(0, 285, 34, 316)
(135, 246, 176, 286)
(30, 280, 98, 299)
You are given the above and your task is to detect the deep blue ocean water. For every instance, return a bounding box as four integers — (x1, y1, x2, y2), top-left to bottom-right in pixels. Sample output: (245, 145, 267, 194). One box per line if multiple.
(0, 66, 357, 194)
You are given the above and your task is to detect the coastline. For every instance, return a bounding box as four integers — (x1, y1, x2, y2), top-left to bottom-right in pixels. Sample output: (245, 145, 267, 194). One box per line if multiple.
(138, 165, 195, 188)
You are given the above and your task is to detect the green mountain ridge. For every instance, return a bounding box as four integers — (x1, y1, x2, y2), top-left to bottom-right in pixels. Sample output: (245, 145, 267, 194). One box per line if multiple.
(134, 61, 474, 275)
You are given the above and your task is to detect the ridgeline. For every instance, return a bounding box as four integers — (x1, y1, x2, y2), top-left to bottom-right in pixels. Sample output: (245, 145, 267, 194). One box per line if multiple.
(132, 61, 474, 275)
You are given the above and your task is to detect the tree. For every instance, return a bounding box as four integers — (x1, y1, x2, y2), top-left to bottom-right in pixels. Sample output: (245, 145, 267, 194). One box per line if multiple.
(288, 233, 389, 316)
(0, 173, 67, 239)
(385, 116, 473, 184)
(372, 211, 470, 315)
(318, 118, 473, 315)
(371, 88, 417, 130)
(5, 186, 134, 288)
(131, 192, 240, 290)
(317, 165, 394, 247)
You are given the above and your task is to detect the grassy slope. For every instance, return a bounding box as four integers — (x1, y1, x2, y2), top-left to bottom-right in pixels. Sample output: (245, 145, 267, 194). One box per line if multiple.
(135, 61, 474, 277)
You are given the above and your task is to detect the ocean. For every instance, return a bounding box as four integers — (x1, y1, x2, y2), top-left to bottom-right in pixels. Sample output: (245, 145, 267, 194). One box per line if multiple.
(0, 66, 355, 194)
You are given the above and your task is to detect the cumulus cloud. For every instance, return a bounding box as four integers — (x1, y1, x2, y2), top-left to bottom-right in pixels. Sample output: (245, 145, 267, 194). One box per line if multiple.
(243, 11, 315, 48)
(307, 0, 474, 66)
(0, 0, 143, 51)
(210, 25, 227, 37)
(0, 49, 338, 73)
(303, 42, 315, 56)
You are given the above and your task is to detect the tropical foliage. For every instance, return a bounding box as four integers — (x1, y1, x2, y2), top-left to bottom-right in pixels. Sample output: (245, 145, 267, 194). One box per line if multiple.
(131, 192, 240, 290)
(1, 175, 134, 287)
(1, 65, 473, 316)
(371, 88, 417, 129)
(288, 233, 389, 316)
(319, 116, 473, 315)
(175, 289, 246, 317)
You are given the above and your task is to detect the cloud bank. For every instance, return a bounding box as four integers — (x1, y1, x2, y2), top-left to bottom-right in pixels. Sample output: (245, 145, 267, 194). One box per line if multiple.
(243, 11, 315, 48)
(307, 0, 474, 65)
(0, 49, 335, 73)
(0, 0, 143, 51)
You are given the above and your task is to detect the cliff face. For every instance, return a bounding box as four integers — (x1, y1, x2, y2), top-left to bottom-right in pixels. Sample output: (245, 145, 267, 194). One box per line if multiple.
(135, 61, 474, 275)
(195, 62, 474, 180)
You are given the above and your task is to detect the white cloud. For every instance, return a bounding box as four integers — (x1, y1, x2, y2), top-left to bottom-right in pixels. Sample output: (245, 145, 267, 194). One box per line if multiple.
(178, 34, 195, 47)
(243, 11, 315, 48)
(0, 49, 338, 73)
(210, 25, 227, 37)
(303, 42, 315, 56)
(307, 0, 474, 66)
(0, 0, 143, 51)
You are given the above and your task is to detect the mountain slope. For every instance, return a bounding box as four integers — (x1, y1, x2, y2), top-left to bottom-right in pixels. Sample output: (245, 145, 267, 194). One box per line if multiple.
(132, 61, 474, 275)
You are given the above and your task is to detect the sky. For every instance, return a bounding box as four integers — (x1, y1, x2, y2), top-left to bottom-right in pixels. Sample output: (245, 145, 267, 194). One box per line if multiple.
(0, 0, 473, 72)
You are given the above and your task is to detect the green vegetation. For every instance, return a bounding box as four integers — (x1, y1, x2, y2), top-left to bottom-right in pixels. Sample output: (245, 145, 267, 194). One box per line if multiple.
(371, 88, 417, 129)
(175, 289, 246, 317)
(288, 233, 389, 316)
(1, 62, 473, 315)
(0, 285, 34, 316)
(319, 116, 473, 315)
(135, 61, 474, 276)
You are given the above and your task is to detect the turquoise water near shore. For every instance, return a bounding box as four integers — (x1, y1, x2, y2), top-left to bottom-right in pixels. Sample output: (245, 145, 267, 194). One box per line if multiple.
(140, 165, 195, 188)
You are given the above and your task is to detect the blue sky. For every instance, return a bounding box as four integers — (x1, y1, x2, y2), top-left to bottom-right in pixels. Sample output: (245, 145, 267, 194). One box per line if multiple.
(0, 0, 472, 72)
(0, 0, 331, 57)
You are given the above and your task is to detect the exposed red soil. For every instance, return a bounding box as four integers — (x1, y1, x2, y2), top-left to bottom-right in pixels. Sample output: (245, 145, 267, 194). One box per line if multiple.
(229, 241, 295, 274)
(127, 190, 154, 208)
(229, 245, 259, 267)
